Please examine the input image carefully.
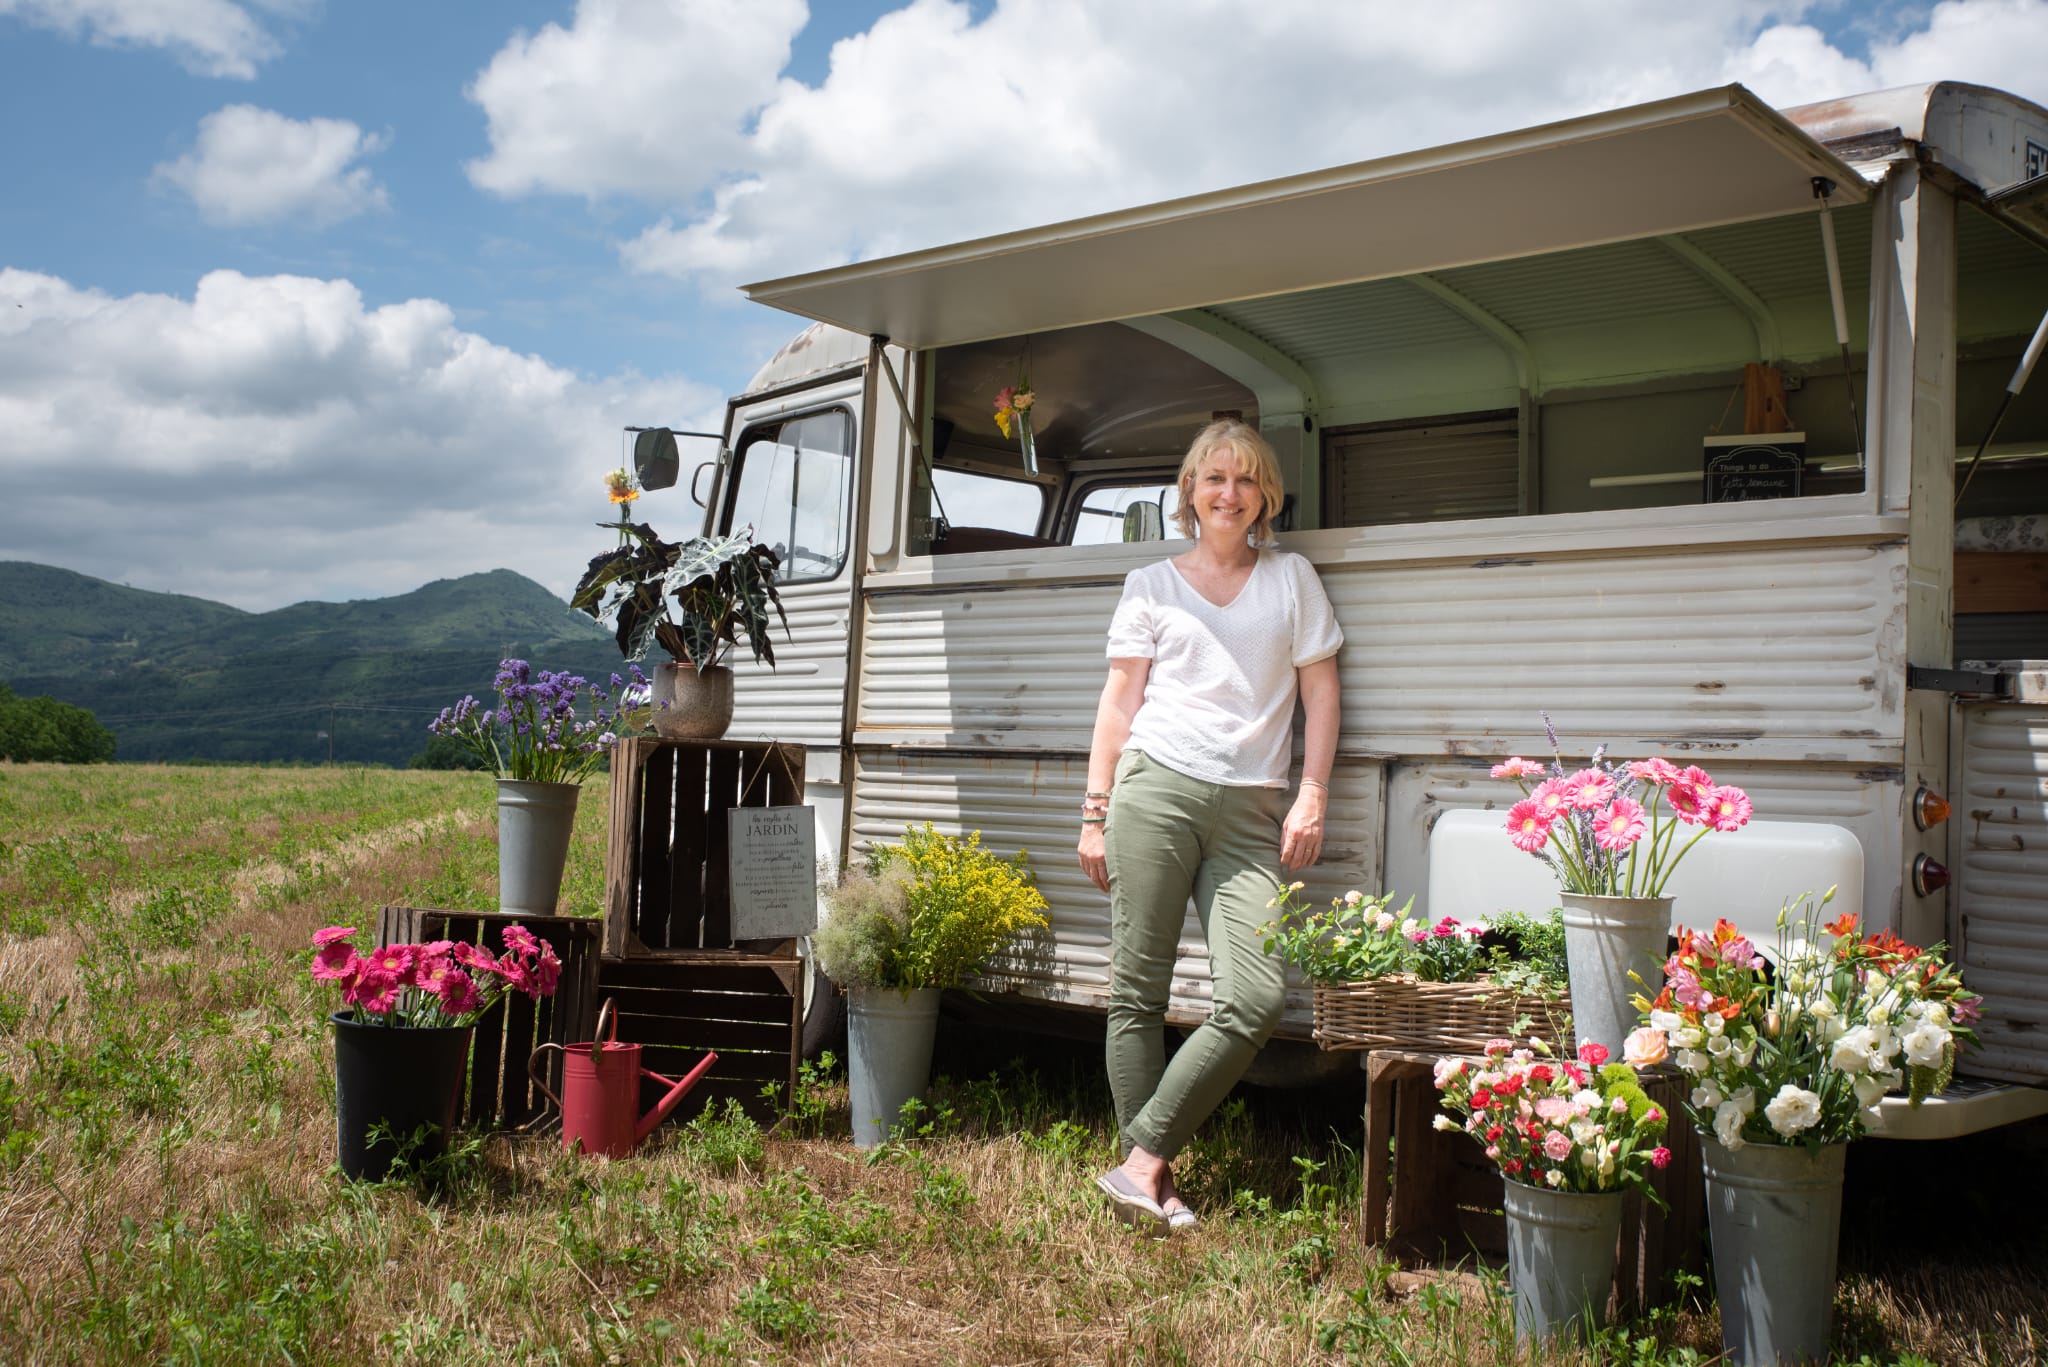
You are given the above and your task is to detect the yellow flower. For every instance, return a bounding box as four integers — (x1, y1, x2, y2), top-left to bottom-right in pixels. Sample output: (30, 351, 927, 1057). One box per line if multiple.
(603, 467, 639, 504)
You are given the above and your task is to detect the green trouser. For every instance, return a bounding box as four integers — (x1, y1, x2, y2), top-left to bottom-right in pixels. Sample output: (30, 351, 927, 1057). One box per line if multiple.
(1104, 748, 1290, 1161)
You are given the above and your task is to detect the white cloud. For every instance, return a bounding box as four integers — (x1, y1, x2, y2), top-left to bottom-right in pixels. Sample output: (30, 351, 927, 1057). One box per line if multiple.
(0, 267, 723, 611)
(154, 105, 390, 227)
(465, 0, 807, 200)
(462, 0, 2048, 292)
(0, 0, 303, 78)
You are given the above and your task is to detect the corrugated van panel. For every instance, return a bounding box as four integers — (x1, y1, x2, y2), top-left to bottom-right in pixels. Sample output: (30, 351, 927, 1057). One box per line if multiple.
(1205, 279, 1480, 362)
(849, 750, 1385, 1036)
(1435, 239, 1728, 334)
(1324, 540, 1903, 753)
(861, 541, 1905, 760)
(1954, 703, 2048, 1085)
(728, 580, 852, 755)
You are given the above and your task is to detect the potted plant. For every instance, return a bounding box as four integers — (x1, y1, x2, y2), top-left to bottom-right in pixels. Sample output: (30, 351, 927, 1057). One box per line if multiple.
(571, 522, 789, 741)
(1262, 886, 1571, 1054)
(429, 659, 644, 915)
(1625, 891, 1980, 1366)
(1491, 714, 1754, 1056)
(1434, 1039, 1672, 1345)
(311, 923, 563, 1180)
(813, 824, 1050, 1147)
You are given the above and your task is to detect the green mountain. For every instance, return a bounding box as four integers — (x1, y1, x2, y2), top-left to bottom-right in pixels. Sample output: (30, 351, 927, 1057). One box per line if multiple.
(0, 562, 632, 766)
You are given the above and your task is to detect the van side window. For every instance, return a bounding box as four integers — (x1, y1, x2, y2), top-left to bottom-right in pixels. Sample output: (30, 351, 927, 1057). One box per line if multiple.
(725, 410, 853, 582)
(931, 468, 1046, 537)
(1068, 481, 1181, 544)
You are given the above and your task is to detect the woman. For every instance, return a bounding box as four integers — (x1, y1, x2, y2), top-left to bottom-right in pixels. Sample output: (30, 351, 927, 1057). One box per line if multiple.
(1077, 418, 1342, 1231)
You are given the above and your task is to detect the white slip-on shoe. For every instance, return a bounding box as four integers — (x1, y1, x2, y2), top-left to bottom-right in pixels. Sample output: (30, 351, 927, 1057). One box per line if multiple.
(1095, 1169, 1168, 1231)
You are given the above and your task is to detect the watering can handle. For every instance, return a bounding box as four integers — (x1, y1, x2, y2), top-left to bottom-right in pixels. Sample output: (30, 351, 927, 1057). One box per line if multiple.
(527, 1042, 566, 1112)
(595, 998, 618, 1046)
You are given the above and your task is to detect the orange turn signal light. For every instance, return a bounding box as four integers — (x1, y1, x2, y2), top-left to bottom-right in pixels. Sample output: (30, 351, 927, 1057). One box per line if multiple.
(1912, 853, 1951, 897)
(1913, 787, 1951, 831)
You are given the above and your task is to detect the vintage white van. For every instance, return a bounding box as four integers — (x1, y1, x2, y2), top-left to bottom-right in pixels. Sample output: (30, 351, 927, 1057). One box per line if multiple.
(653, 82, 2048, 1113)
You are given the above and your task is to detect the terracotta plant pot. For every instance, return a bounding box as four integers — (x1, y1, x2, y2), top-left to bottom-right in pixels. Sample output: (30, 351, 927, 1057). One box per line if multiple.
(651, 661, 735, 740)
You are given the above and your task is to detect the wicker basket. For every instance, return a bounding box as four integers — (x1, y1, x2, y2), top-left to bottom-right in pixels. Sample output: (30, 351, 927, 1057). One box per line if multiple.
(1312, 975, 1571, 1054)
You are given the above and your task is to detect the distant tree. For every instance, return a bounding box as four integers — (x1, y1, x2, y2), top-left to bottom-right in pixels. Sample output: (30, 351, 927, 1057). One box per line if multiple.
(0, 684, 117, 763)
(409, 732, 488, 771)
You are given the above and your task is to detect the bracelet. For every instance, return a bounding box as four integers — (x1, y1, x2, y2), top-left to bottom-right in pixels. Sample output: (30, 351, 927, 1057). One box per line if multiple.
(1080, 815, 1107, 824)
(1085, 790, 1112, 800)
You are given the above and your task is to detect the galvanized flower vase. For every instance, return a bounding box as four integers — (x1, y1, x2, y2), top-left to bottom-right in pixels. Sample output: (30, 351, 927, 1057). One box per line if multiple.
(1559, 892, 1673, 1057)
(1701, 1137, 1847, 1366)
(845, 986, 941, 1148)
(496, 778, 580, 916)
(1503, 1179, 1624, 1344)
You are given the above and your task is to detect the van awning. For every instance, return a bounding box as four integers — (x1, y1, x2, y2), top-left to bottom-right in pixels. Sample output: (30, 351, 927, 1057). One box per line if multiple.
(743, 84, 1868, 350)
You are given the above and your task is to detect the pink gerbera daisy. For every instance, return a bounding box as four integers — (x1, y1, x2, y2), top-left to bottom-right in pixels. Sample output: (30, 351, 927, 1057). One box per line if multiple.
(500, 924, 541, 956)
(1506, 798, 1552, 851)
(1592, 797, 1647, 851)
(1667, 781, 1714, 825)
(1529, 777, 1571, 819)
(1706, 785, 1753, 832)
(1627, 757, 1682, 785)
(1491, 757, 1545, 779)
(312, 942, 358, 982)
(312, 925, 357, 949)
(437, 968, 481, 1016)
(1560, 767, 1616, 810)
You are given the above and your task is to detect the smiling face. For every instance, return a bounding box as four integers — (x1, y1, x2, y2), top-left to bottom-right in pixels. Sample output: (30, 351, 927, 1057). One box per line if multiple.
(1186, 446, 1265, 541)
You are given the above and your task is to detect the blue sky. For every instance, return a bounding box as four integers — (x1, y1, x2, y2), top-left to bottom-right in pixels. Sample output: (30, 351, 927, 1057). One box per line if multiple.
(2, 0, 2043, 611)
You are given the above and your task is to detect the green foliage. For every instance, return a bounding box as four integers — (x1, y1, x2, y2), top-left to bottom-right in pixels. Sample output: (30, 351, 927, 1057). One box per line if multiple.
(573, 524, 788, 668)
(0, 683, 115, 762)
(1261, 887, 1413, 983)
(731, 1269, 825, 1345)
(1484, 907, 1571, 994)
(816, 825, 1050, 991)
(408, 734, 488, 770)
(679, 1099, 766, 1177)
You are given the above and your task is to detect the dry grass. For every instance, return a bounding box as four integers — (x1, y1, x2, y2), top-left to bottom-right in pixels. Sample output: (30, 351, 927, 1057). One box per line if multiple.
(0, 761, 2040, 1365)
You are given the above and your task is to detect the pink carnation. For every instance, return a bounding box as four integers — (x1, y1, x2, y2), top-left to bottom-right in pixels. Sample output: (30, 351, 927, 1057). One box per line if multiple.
(1650, 1146, 1672, 1169)
(1506, 799, 1552, 852)
(1577, 1041, 1610, 1068)
(1560, 767, 1616, 810)
(1592, 797, 1647, 851)
(1492, 757, 1545, 779)
(1542, 1130, 1574, 1161)
(1706, 785, 1753, 833)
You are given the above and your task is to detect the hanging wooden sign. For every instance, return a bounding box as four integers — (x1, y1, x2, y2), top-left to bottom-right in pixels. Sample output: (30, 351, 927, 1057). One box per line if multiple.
(1704, 433, 1806, 503)
(727, 805, 818, 940)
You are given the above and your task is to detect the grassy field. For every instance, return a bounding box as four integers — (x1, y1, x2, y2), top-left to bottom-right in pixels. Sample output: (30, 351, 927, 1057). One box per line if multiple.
(0, 762, 2040, 1365)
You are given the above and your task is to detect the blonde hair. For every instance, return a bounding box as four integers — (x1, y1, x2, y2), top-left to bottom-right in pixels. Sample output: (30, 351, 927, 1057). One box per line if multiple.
(1173, 419, 1286, 544)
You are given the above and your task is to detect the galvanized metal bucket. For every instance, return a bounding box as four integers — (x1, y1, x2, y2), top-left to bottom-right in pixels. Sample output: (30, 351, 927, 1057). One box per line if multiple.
(846, 986, 941, 1148)
(1503, 1178, 1624, 1344)
(496, 778, 581, 916)
(1702, 1137, 1847, 1366)
(1559, 893, 1672, 1057)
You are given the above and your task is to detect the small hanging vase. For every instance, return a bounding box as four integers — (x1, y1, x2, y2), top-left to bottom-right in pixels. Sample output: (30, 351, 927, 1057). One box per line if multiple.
(1015, 408, 1038, 477)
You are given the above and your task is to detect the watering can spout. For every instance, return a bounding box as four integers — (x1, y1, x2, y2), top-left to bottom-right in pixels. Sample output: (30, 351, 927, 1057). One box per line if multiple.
(636, 1050, 718, 1145)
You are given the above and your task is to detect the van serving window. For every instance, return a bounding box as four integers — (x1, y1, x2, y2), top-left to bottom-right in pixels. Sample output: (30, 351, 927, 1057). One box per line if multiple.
(742, 85, 1866, 350)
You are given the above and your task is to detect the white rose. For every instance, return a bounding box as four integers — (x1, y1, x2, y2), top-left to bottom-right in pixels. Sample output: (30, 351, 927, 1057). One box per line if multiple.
(1764, 1084, 1822, 1137)
(1920, 1002, 1949, 1029)
(1868, 999, 1892, 1026)
(1902, 1023, 1950, 1068)
(1546, 1168, 1565, 1188)
(1810, 996, 1838, 1022)
(1830, 1026, 1879, 1074)
(1713, 1100, 1750, 1150)
(1852, 1074, 1888, 1107)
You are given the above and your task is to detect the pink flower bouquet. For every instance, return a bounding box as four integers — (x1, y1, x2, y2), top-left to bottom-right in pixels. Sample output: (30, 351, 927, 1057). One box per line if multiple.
(1434, 1040, 1672, 1199)
(312, 923, 562, 1027)
(1493, 720, 1752, 898)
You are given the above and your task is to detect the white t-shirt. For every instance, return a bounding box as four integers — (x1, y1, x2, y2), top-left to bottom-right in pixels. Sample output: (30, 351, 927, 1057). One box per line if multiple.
(1105, 550, 1343, 787)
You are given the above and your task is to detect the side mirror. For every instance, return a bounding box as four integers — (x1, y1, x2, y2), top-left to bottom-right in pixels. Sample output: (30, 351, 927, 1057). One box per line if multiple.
(1122, 502, 1165, 543)
(634, 428, 681, 490)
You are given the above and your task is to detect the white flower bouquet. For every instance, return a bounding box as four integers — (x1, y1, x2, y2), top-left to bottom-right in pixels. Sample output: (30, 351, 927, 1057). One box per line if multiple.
(1626, 889, 1981, 1150)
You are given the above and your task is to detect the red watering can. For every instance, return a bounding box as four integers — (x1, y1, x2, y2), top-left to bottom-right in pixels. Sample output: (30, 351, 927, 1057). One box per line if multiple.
(529, 1000, 716, 1158)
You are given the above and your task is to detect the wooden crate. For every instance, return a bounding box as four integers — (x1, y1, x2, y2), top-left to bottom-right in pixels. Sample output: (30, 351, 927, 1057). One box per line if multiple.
(604, 737, 806, 958)
(1360, 1048, 1705, 1316)
(596, 952, 802, 1128)
(374, 906, 603, 1131)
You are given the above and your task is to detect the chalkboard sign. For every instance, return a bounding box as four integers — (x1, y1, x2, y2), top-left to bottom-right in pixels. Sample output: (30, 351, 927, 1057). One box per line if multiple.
(727, 805, 818, 940)
(1704, 434, 1805, 503)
